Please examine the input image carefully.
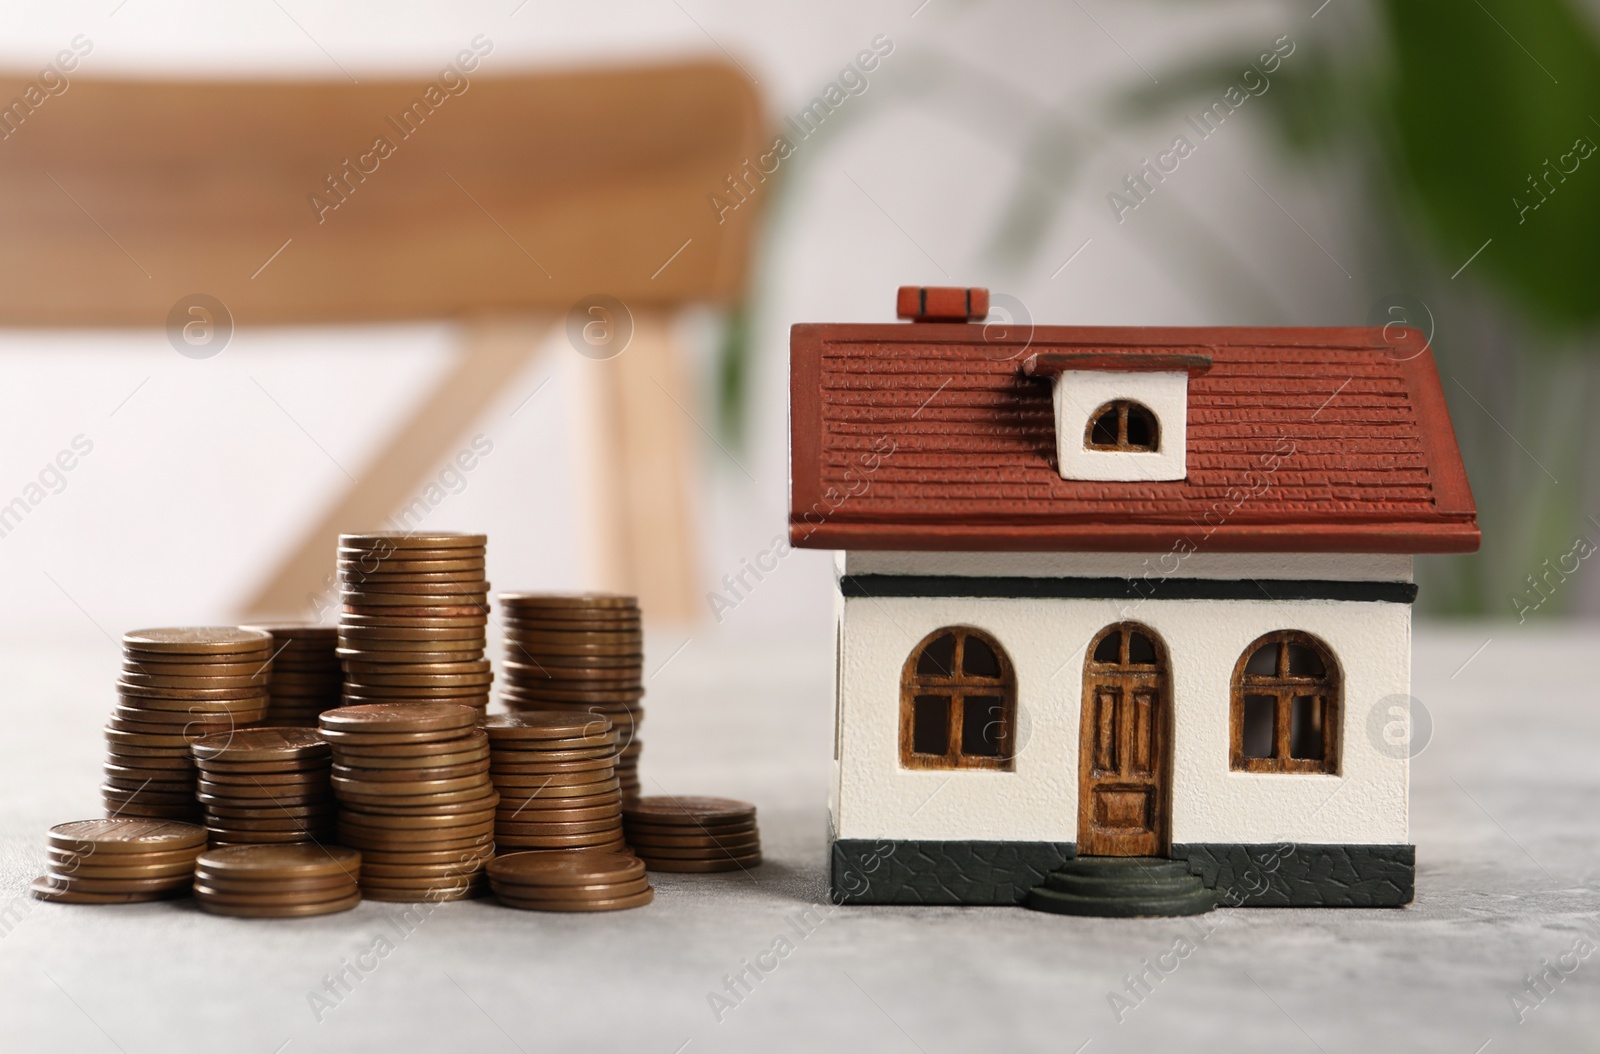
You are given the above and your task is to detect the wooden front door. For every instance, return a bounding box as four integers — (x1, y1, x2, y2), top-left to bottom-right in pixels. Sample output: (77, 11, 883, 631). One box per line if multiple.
(1078, 623, 1170, 857)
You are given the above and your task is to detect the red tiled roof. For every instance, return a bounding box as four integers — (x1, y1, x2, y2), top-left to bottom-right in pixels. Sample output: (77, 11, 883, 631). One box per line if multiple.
(789, 322, 1479, 553)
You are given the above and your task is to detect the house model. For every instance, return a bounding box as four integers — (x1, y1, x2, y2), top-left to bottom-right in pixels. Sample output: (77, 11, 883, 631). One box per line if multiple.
(789, 286, 1478, 915)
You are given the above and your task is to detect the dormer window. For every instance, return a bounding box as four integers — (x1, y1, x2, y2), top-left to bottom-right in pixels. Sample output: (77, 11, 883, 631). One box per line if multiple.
(1023, 350, 1211, 483)
(1086, 400, 1160, 452)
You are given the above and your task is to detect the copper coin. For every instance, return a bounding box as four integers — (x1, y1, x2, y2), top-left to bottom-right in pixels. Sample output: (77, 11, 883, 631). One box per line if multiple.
(624, 796, 755, 825)
(341, 684, 492, 700)
(339, 832, 493, 853)
(332, 729, 488, 758)
(489, 758, 615, 776)
(344, 793, 499, 818)
(198, 891, 362, 917)
(626, 831, 760, 851)
(497, 592, 637, 610)
(337, 567, 486, 582)
(100, 801, 201, 820)
(332, 762, 489, 784)
(339, 627, 487, 643)
(107, 755, 196, 772)
(196, 759, 331, 777)
(486, 849, 643, 886)
(99, 785, 198, 806)
(340, 612, 487, 627)
(501, 689, 644, 705)
(44, 856, 197, 880)
(123, 627, 273, 654)
(205, 801, 333, 819)
(343, 578, 490, 595)
(334, 807, 497, 830)
(496, 793, 622, 813)
(337, 822, 495, 845)
(490, 747, 620, 765)
(493, 875, 650, 899)
(360, 886, 480, 904)
(319, 727, 473, 747)
(496, 803, 621, 824)
(360, 861, 484, 879)
(37, 871, 191, 893)
(640, 854, 762, 872)
(193, 766, 327, 785)
(334, 785, 496, 808)
(333, 747, 488, 770)
(495, 833, 625, 851)
(116, 683, 270, 703)
(30, 877, 183, 903)
(338, 560, 486, 577)
(495, 815, 622, 834)
(320, 702, 478, 733)
(631, 843, 763, 861)
(193, 882, 357, 907)
(481, 712, 614, 739)
(202, 814, 333, 833)
(120, 657, 274, 678)
(48, 841, 201, 865)
(340, 531, 486, 548)
(357, 845, 493, 866)
(622, 819, 755, 839)
(196, 843, 360, 880)
(241, 621, 337, 636)
(490, 776, 619, 797)
(194, 868, 354, 891)
(337, 638, 484, 654)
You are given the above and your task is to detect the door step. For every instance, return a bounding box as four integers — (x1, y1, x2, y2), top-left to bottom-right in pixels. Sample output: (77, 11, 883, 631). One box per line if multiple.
(1026, 856, 1218, 917)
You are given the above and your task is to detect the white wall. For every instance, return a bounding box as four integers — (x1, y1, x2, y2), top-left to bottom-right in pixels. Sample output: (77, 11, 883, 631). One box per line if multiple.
(834, 591, 1411, 846)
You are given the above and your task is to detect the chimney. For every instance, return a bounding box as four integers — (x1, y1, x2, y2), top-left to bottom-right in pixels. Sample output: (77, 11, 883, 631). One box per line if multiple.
(896, 285, 988, 323)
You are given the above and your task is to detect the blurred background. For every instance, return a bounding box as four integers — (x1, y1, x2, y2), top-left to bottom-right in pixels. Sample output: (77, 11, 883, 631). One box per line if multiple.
(1, 0, 1596, 654)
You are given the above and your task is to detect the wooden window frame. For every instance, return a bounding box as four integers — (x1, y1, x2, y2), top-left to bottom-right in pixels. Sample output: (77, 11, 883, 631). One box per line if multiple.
(1084, 399, 1160, 452)
(899, 626, 1016, 771)
(1229, 631, 1342, 775)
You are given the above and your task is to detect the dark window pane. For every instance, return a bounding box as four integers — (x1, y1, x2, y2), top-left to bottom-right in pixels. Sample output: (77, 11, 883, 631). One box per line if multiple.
(1093, 632, 1121, 664)
(916, 634, 957, 678)
(1126, 632, 1157, 665)
(1244, 645, 1277, 678)
(1290, 696, 1323, 759)
(1286, 643, 1325, 678)
(912, 695, 950, 755)
(1125, 405, 1158, 449)
(1089, 407, 1118, 446)
(962, 636, 1001, 678)
(1242, 695, 1275, 758)
(961, 695, 1005, 757)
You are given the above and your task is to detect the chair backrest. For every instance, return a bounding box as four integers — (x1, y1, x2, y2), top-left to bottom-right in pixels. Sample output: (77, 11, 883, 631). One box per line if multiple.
(0, 61, 764, 325)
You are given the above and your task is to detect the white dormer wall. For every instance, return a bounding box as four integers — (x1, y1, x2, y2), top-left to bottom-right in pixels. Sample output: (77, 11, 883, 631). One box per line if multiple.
(1053, 370, 1188, 481)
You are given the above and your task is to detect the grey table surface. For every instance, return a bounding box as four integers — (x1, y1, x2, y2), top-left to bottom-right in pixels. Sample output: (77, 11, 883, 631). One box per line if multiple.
(0, 624, 1595, 1054)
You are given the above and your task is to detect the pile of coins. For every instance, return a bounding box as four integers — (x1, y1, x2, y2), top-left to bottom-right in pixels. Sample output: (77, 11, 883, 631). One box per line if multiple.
(192, 728, 334, 846)
(243, 623, 343, 726)
(108, 628, 273, 820)
(487, 849, 653, 912)
(623, 796, 762, 872)
(194, 844, 362, 918)
(32, 819, 205, 904)
(497, 593, 643, 800)
(337, 533, 492, 717)
(321, 703, 496, 901)
(484, 712, 625, 852)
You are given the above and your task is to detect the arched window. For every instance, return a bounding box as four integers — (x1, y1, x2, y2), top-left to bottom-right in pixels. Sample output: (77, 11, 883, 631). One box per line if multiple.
(1231, 632, 1341, 774)
(900, 627, 1016, 770)
(1085, 400, 1160, 452)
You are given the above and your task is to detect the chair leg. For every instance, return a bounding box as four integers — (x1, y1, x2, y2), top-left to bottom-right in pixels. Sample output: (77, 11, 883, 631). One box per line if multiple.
(573, 308, 702, 623)
(239, 313, 557, 620)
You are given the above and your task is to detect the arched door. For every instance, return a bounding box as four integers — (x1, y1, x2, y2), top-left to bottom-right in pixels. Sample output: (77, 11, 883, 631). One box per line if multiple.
(1078, 622, 1171, 856)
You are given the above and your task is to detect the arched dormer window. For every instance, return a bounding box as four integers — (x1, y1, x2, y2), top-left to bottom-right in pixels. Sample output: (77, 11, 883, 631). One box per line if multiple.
(1085, 399, 1160, 452)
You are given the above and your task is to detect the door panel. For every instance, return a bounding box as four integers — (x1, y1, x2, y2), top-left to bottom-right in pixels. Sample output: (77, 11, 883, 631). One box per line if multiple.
(1078, 625, 1170, 857)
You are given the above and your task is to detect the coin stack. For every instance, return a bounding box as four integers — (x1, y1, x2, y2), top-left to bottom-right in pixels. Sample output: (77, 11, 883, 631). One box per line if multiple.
(191, 728, 335, 846)
(337, 533, 492, 717)
(622, 796, 763, 872)
(243, 623, 343, 726)
(484, 713, 626, 852)
(193, 844, 362, 918)
(320, 703, 496, 901)
(108, 628, 273, 820)
(32, 819, 205, 904)
(487, 849, 653, 912)
(497, 594, 644, 800)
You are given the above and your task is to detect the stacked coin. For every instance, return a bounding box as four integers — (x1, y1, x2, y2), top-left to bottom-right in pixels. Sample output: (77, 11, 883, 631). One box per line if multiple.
(337, 533, 492, 716)
(497, 594, 643, 800)
(320, 703, 496, 901)
(242, 623, 343, 726)
(107, 628, 273, 820)
(194, 844, 361, 917)
(32, 819, 205, 904)
(622, 796, 763, 872)
(487, 849, 653, 912)
(484, 712, 626, 852)
(191, 728, 334, 846)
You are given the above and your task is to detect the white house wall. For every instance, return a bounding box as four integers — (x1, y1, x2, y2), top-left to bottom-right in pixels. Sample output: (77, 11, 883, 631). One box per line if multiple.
(834, 593, 1411, 846)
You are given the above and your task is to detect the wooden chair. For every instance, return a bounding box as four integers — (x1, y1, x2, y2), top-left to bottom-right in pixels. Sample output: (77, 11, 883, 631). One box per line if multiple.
(0, 63, 766, 622)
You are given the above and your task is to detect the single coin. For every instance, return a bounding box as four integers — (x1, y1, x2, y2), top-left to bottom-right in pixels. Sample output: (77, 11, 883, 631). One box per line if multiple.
(342, 577, 491, 595)
(36, 871, 192, 893)
(492, 875, 650, 899)
(360, 886, 480, 904)
(482, 712, 613, 739)
(334, 784, 497, 808)
(338, 543, 487, 559)
(337, 566, 486, 582)
(320, 702, 477, 734)
(241, 620, 337, 636)
(43, 856, 197, 880)
(192, 765, 326, 784)
(192, 882, 356, 907)
(340, 612, 487, 627)
(30, 877, 183, 903)
(488, 758, 615, 776)
(318, 727, 474, 747)
(343, 656, 491, 673)
(495, 833, 626, 851)
(640, 854, 762, 873)
(332, 807, 497, 830)
(495, 815, 622, 834)
(359, 861, 484, 879)
(337, 638, 484, 654)
(343, 793, 499, 818)
(197, 760, 331, 778)
(621, 819, 755, 840)
(337, 823, 495, 846)
(357, 846, 494, 866)
(342, 591, 488, 608)
(205, 800, 333, 818)
(331, 773, 492, 796)
(189, 727, 330, 763)
(630, 843, 763, 861)
(332, 729, 488, 758)
(100, 801, 202, 820)
(488, 768, 615, 787)
(340, 532, 486, 549)
(496, 792, 622, 812)
(494, 781, 621, 801)
(97, 781, 199, 804)
(494, 888, 654, 912)
(624, 796, 756, 825)
(626, 833, 761, 852)
(332, 761, 489, 784)
(490, 747, 620, 765)
(338, 627, 487, 644)
(123, 627, 274, 655)
(497, 592, 637, 610)
(495, 802, 621, 823)
(195, 844, 360, 880)
(338, 558, 486, 575)
(194, 867, 353, 890)
(332, 747, 488, 770)
(486, 849, 642, 886)
(340, 833, 493, 854)
(197, 890, 362, 917)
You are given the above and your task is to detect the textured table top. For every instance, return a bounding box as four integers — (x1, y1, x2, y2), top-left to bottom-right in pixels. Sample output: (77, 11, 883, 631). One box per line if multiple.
(1, 624, 1594, 1053)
